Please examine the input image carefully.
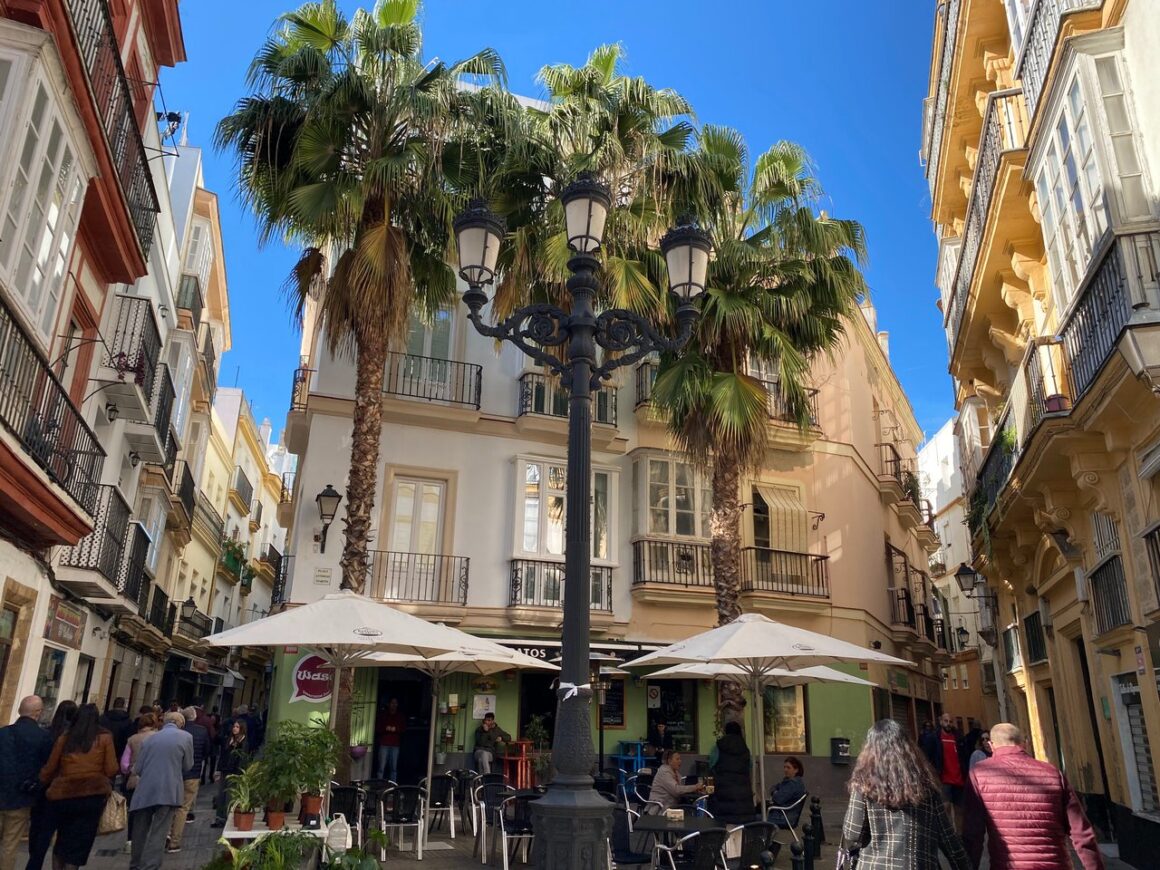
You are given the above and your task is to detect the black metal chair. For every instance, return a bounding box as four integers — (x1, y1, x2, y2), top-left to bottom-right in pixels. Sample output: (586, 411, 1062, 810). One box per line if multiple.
(470, 772, 507, 835)
(381, 785, 426, 860)
(607, 806, 651, 868)
(652, 828, 729, 870)
(449, 768, 478, 826)
(421, 773, 459, 840)
(726, 821, 783, 869)
(327, 786, 367, 849)
(494, 793, 539, 869)
(472, 783, 514, 863)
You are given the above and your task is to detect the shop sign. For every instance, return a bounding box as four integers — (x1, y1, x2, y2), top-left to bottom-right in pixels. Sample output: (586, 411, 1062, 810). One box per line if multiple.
(290, 653, 333, 703)
(190, 659, 209, 674)
(43, 596, 86, 650)
(646, 685, 661, 709)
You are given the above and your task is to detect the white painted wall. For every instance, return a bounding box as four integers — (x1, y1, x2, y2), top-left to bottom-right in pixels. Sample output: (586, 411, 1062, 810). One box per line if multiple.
(1122, 1, 1160, 209)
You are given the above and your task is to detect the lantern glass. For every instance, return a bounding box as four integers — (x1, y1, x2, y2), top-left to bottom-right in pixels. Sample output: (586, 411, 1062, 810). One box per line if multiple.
(660, 223, 712, 301)
(954, 562, 978, 595)
(316, 484, 342, 524)
(181, 597, 196, 620)
(453, 201, 505, 289)
(560, 175, 611, 253)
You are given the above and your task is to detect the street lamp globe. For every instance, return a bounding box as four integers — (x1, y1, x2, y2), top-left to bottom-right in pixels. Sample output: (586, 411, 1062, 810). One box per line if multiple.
(181, 597, 197, 621)
(560, 173, 611, 253)
(660, 220, 713, 303)
(956, 625, 971, 650)
(316, 484, 342, 525)
(954, 562, 980, 595)
(453, 199, 505, 291)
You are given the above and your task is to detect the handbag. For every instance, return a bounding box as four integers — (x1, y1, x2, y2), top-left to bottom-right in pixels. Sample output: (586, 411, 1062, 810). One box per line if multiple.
(98, 790, 127, 835)
(835, 847, 858, 869)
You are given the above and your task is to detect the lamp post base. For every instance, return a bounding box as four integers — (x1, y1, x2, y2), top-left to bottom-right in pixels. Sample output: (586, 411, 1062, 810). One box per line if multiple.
(529, 783, 612, 869)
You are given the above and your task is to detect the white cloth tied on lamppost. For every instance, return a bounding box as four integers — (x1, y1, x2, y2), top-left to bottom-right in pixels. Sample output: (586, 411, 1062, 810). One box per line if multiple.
(625, 613, 909, 819)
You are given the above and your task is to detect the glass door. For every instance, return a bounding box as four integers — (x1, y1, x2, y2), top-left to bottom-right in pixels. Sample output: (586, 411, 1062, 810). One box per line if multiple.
(385, 479, 445, 602)
(400, 310, 452, 398)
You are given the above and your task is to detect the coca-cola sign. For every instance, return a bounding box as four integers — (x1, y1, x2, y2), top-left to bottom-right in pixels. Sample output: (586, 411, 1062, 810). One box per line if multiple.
(290, 653, 333, 703)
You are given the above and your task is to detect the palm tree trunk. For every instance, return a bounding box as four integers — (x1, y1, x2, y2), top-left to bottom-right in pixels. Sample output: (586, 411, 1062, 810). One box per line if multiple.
(340, 328, 388, 594)
(333, 666, 355, 783)
(709, 454, 743, 626)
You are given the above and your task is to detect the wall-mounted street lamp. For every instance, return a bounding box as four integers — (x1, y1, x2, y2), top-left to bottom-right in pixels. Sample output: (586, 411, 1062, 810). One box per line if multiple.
(105, 402, 119, 423)
(315, 484, 342, 553)
(180, 596, 197, 621)
(128, 451, 140, 468)
(954, 562, 983, 597)
(956, 624, 971, 650)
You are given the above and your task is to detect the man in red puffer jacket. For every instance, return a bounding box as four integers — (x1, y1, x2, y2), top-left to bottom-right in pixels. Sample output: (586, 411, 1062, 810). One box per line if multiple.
(963, 722, 1104, 869)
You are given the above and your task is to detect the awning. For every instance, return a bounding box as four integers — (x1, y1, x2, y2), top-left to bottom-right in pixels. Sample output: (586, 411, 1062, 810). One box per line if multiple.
(754, 483, 809, 553)
(223, 668, 246, 688)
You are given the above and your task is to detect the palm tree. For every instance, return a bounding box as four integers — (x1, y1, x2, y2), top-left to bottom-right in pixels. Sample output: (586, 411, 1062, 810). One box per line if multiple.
(215, 0, 508, 774)
(651, 128, 868, 626)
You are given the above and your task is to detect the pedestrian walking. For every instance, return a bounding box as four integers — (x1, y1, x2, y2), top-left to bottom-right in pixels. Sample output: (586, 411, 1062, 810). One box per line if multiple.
(202, 708, 221, 786)
(707, 721, 755, 824)
(211, 720, 248, 827)
(97, 699, 134, 761)
(128, 712, 193, 870)
(164, 707, 208, 854)
(920, 712, 967, 829)
(0, 697, 53, 870)
(963, 722, 1103, 870)
(840, 718, 970, 870)
(38, 703, 119, 870)
(26, 700, 77, 870)
(968, 730, 992, 770)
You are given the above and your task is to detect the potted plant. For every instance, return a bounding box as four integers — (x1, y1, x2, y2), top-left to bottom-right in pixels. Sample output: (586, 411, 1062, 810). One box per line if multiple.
(264, 720, 342, 817)
(227, 763, 261, 831)
(255, 756, 298, 831)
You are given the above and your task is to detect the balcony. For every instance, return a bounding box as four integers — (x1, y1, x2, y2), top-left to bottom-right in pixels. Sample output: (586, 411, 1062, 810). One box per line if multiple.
(1024, 611, 1048, 664)
(1015, 0, 1103, 121)
(113, 521, 149, 614)
(631, 539, 713, 605)
(517, 372, 617, 425)
(147, 585, 171, 634)
(923, 0, 961, 194)
(125, 363, 174, 464)
(1090, 556, 1131, 636)
(365, 551, 470, 622)
(928, 549, 948, 577)
(889, 586, 917, 633)
(738, 547, 830, 601)
(193, 493, 224, 546)
(258, 544, 282, 584)
(95, 295, 162, 422)
(967, 409, 1016, 538)
(64, 0, 160, 257)
(277, 470, 295, 527)
(178, 606, 213, 641)
(169, 459, 195, 527)
(635, 360, 658, 408)
(1003, 625, 1024, 673)
(508, 559, 613, 630)
(286, 366, 313, 454)
(272, 554, 288, 607)
(177, 274, 204, 334)
(58, 485, 131, 598)
(384, 352, 482, 409)
(195, 322, 217, 407)
(219, 542, 245, 584)
(876, 443, 912, 505)
(0, 297, 103, 544)
(250, 499, 263, 533)
(944, 90, 1028, 360)
(229, 466, 253, 514)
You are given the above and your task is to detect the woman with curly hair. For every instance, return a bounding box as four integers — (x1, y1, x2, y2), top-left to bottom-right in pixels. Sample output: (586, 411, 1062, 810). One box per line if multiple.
(841, 719, 970, 869)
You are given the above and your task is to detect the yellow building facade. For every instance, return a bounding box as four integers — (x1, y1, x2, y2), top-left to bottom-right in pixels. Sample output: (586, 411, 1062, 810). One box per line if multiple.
(922, 0, 1160, 859)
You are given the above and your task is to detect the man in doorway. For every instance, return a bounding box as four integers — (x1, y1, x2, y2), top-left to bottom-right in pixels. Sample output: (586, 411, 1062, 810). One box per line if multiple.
(922, 712, 966, 829)
(375, 698, 406, 782)
(473, 712, 511, 775)
(0, 696, 52, 870)
(964, 723, 1103, 869)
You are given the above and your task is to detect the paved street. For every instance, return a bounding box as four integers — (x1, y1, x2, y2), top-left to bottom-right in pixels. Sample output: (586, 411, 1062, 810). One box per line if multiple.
(8, 787, 1138, 869)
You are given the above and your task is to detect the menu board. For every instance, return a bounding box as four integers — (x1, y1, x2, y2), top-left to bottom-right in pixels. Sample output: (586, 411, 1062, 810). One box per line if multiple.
(600, 678, 625, 728)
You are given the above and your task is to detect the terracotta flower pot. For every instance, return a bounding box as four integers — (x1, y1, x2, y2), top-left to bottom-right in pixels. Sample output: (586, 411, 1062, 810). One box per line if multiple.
(301, 794, 323, 815)
(265, 810, 286, 831)
(233, 811, 255, 832)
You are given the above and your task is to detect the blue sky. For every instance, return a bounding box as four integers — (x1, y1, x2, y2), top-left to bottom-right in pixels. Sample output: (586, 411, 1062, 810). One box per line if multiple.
(162, 0, 950, 438)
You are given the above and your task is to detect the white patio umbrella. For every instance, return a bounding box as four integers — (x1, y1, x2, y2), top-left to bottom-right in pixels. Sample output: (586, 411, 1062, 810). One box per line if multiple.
(362, 645, 558, 842)
(644, 662, 879, 688)
(204, 590, 501, 733)
(625, 613, 910, 818)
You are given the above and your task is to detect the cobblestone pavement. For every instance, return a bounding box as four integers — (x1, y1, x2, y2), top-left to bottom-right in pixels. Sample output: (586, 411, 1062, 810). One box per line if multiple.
(10, 788, 1138, 869)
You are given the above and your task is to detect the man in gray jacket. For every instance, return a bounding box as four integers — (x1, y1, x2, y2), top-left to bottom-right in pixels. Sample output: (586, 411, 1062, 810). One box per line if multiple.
(130, 711, 193, 870)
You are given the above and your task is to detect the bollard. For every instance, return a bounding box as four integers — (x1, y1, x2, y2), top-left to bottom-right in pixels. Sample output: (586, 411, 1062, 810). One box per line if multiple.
(790, 842, 805, 870)
(758, 849, 777, 869)
(811, 795, 825, 850)
(802, 824, 815, 870)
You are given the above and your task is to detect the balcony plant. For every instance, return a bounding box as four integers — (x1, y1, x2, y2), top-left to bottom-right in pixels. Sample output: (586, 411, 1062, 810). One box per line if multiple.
(901, 470, 922, 507)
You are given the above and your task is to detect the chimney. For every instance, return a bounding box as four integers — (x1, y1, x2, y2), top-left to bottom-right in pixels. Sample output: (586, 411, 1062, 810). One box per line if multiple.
(877, 331, 890, 358)
(859, 298, 877, 333)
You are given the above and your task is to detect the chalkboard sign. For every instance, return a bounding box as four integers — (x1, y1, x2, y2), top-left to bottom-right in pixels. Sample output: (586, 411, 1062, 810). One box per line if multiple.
(601, 678, 625, 727)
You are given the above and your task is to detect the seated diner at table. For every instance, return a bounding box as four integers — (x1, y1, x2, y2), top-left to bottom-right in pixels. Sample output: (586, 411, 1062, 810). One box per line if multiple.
(647, 749, 704, 812)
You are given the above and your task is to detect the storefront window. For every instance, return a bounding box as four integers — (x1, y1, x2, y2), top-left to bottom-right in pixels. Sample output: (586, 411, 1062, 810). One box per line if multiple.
(763, 685, 806, 753)
(35, 646, 67, 724)
(649, 681, 697, 752)
(0, 607, 15, 695)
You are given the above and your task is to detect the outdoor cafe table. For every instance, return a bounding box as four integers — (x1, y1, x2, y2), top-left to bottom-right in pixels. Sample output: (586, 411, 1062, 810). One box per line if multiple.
(632, 814, 725, 838)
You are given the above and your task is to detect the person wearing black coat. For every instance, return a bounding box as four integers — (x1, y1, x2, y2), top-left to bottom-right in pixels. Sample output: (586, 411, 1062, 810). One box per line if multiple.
(0, 696, 54, 870)
(708, 721, 756, 824)
(97, 698, 134, 761)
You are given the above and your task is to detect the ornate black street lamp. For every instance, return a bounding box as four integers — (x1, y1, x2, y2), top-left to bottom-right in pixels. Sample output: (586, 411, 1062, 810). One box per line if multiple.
(454, 176, 711, 868)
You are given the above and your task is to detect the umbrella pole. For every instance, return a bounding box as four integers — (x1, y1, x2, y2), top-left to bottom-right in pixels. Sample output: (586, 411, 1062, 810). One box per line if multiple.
(425, 674, 440, 847)
(753, 674, 768, 821)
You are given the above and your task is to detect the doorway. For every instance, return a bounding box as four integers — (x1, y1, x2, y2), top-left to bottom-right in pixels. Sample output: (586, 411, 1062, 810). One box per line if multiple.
(374, 669, 432, 785)
(519, 672, 557, 745)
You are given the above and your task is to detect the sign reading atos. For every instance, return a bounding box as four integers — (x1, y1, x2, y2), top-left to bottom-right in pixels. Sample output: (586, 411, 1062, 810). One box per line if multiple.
(290, 653, 333, 703)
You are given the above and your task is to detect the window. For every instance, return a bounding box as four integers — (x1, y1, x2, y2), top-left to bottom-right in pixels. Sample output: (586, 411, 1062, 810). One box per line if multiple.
(184, 219, 212, 287)
(389, 478, 445, 555)
(1093, 56, 1149, 219)
(0, 80, 86, 345)
(961, 665, 970, 690)
(517, 459, 614, 560)
(140, 495, 166, 574)
(1003, 0, 1032, 56)
(0, 607, 16, 698)
(169, 343, 193, 439)
(644, 457, 710, 538)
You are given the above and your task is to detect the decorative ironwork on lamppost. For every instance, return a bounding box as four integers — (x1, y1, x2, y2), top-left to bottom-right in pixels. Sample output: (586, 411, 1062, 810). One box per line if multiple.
(453, 176, 710, 868)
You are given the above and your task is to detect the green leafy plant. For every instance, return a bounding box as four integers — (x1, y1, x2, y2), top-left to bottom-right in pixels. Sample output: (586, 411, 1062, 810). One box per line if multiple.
(901, 470, 922, 506)
(997, 425, 1018, 456)
(254, 752, 298, 808)
(323, 831, 388, 869)
(227, 762, 262, 813)
(203, 830, 319, 869)
(263, 720, 342, 797)
(221, 538, 246, 564)
(524, 714, 550, 751)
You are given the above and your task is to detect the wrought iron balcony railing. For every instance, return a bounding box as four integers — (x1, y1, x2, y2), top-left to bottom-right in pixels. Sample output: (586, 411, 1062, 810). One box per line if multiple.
(889, 586, 916, 630)
(177, 274, 204, 334)
(59, 485, 130, 583)
(1015, 0, 1102, 120)
(509, 559, 612, 612)
(384, 352, 482, 408)
(878, 442, 909, 484)
(63, 0, 159, 255)
(759, 380, 820, 427)
(105, 295, 162, 399)
(944, 90, 1027, 358)
(194, 493, 224, 540)
(739, 547, 830, 598)
(290, 366, 312, 411)
(152, 364, 175, 449)
(518, 372, 617, 426)
(280, 471, 295, 505)
(968, 409, 1016, 537)
(366, 551, 469, 605)
(928, 550, 948, 576)
(117, 521, 149, 605)
(173, 459, 195, 523)
(923, 0, 961, 192)
(251, 500, 263, 526)
(198, 322, 217, 400)
(632, 539, 712, 588)
(1146, 525, 1160, 607)
(1024, 611, 1048, 663)
(1090, 556, 1131, 636)
(220, 546, 245, 581)
(260, 544, 283, 581)
(230, 466, 254, 509)
(272, 554, 289, 606)
(933, 616, 952, 652)
(916, 603, 936, 644)
(0, 296, 103, 513)
(179, 607, 213, 640)
(147, 585, 170, 633)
